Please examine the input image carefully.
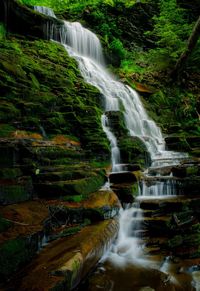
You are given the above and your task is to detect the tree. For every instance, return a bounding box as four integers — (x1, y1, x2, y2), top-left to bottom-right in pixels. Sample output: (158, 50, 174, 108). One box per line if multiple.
(172, 15, 200, 78)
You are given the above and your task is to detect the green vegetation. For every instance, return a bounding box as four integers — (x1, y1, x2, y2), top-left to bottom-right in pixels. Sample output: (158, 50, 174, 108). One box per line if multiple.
(0, 216, 12, 232)
(145, 0, 192, 69)
(0, 37, 110, 157)
(0, 238, 36, 281)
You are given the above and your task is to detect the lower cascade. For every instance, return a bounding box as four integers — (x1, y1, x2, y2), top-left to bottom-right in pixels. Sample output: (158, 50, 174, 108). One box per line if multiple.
(33, 6, 199, 290)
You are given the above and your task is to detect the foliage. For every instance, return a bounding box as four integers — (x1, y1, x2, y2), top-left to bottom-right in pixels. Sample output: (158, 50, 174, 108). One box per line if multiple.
(0, 23, 6, 40)
(109, 38, 127, 60)
(20, 0, 148, 11)
(146, 0, 193, 68)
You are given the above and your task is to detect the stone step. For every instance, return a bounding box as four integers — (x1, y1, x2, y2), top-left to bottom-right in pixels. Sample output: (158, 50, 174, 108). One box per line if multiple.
(109, 171, 137, 184)
(129, 216, 169, 233)
(114, 164, 141, 171)
(35, 174, 106, 198)
(148, 165, 173, 176)
(136, 196, 192, 211)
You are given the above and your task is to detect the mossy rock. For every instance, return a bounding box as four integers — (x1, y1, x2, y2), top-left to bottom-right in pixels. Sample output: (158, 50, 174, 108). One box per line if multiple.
(0, 236, 37, 282)
(0, 167, 22, 179)
(165, 136, 190, 152)
(0, 35, 109, 158)
(0, 124, 16, 137)
(0, 177, 33, 205)
(0, 216, 12, 233)
(111, 183, 139, 204)
(36, 174, 106, 198)
(105, 111, 128, 138)
(0, 144, 20, 167)
(118, 136, 151, 167)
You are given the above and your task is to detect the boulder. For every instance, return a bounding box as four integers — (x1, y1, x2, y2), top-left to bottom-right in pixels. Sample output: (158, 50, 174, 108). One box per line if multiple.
(109, 171, 137, 184)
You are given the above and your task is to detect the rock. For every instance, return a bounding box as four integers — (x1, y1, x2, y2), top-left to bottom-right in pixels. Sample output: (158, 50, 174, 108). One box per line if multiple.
(0, 201, 49, 281)
(105, 111, 128, 138)
(109, 171, 137, 184)
(46, 190, 120, 225)
(35, 174, 106, 198)
(0, 0, 63, 40)
(165, 136, 190, 152)
(0, 176, 33, 205)
(111, 183, 139, 204)
(6, 219, 119, 290)
(118, 136, 151, 167)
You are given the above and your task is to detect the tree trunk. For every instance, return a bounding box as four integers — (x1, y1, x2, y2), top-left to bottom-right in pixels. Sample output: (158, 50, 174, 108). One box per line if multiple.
(171, 15, 200, 79)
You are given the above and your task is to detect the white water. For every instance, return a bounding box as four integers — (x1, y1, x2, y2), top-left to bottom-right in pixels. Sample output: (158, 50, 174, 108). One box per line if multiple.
(34, 6, 188, 266)
(113, 205, 143, 261)
(34, 6, 187, 173)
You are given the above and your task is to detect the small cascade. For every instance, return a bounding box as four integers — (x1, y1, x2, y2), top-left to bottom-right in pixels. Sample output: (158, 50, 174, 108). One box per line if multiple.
(112, 204, 143, 261)
(34, 6, 56, 17)
(139, 178, 181, 196)
(101, 114, 122, 172)
(61, 21, 104, 64)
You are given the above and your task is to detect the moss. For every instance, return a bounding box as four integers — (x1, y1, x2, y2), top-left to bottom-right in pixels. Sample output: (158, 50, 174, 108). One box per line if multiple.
(0, 124, 15, 137)
(0, 37, 109, 157)
(167, 235, 183, 248)
(0, 168, 22, 179)
(62, 195, 86, 203)
(0, 216, 12, 232)
(0, 101, 20, 122)
(118, 136, 151, 167)
(0, 238, 36, 281)
(0, 178, 33, 205)
(36, 174, 106, 198)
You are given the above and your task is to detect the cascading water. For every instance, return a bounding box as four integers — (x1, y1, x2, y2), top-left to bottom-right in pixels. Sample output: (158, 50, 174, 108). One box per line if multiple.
(34, 5, 187, 173)
(34, 6, 188, 269)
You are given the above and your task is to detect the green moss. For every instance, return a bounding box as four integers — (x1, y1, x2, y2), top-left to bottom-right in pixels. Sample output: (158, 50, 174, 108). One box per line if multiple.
(36, 173, 106, 198)
(167, 235, 183, 248)
(0, 238, 35, 281)
(0, 124, 15, 137)
(118, 136, 151, 167)
(0, 101, 20, 122)
(62, 195, 86, 203)
(0, 37, 109, 157)
(0, 168, 22, 179)
(0, 179, 33, 205)
(0, 217, 12, 233)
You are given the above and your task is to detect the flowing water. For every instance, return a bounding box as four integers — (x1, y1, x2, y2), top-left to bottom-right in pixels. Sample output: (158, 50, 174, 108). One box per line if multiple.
(34, 7, 195, 290)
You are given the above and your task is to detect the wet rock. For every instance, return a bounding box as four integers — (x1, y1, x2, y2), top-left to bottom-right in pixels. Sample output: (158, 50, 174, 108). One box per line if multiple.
(35, 174, 106, 198)
(165, 136, 190, 152)
(6, 220, 119, 290)
(0, 177, 33, 205)
(148, 165, 173, 176)
(118, 136, 151, 168)
(0, 0, 63, 40)
(111, 182, 139, 204)
(109, 171, 137, 184)
(46, 190, 120, 226)
(0, 201, 49, 281)
(105, 111, 128, 138)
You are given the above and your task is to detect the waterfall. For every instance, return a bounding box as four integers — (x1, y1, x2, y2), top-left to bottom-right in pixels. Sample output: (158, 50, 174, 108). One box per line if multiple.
(34, 6, 189, 267)
(34, 6, 187, 173)
(113, 204, 143, 261)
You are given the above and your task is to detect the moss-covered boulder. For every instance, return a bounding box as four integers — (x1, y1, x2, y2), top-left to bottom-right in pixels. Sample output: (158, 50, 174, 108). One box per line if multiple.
(118, 136, 151, 168)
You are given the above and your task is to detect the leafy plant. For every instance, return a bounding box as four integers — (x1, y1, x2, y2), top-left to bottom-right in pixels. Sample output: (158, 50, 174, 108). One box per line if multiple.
(0, 23, 6, 40)
(145, 0, 193, 68)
